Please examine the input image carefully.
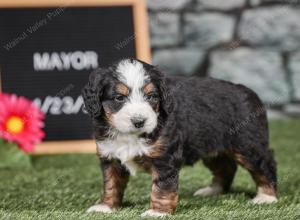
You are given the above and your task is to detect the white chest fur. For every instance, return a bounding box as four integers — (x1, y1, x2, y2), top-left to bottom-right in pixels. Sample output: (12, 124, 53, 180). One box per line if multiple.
(96, 134, 150, 175)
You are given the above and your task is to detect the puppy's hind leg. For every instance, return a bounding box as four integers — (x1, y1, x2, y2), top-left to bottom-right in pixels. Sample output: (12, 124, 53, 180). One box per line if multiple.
(194, 155, 237, 197)
(233, 148, 277, 204)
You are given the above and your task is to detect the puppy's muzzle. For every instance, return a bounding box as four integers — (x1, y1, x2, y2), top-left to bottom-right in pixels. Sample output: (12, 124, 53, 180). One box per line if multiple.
(131, 117, 146, 128)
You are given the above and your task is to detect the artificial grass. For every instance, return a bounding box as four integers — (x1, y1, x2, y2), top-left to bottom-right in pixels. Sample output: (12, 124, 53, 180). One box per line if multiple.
(0, 120, 300, 220)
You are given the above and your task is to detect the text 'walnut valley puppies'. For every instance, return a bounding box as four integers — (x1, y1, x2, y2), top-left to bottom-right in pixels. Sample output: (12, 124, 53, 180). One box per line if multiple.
(82, 58, 277, 217)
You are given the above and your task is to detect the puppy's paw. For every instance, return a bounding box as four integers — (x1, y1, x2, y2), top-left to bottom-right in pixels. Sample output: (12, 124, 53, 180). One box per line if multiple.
(193, 184, 223, 197)
(86, 204, 114, 213)
(141, 209, 170, 218)
(252, 194, 278, 204)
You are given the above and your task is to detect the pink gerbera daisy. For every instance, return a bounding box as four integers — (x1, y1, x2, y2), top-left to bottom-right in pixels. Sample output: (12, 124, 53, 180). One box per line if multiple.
(0, 93, 45, 153)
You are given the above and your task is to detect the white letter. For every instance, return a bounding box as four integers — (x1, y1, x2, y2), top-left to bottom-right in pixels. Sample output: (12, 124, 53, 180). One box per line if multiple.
(49, 52, 63, 71)
(33, 52, 49, 71)
(71, 51, 85, 70)
(40, 96, 53, 113)
(60, 52, 71, 70)
(33, 98, 42, 108)
(72, 96, 84, 114)
(62, 96, 74, 114)
(85, 51, 99, 69)
(49, 97, 62, 115)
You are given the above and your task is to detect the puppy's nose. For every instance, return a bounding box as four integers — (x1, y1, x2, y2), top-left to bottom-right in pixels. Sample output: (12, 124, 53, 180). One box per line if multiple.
(131, 117, 146, 128)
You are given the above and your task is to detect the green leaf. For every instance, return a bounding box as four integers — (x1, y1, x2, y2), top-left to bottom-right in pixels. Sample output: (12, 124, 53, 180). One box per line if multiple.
(0, 139, 32, 169)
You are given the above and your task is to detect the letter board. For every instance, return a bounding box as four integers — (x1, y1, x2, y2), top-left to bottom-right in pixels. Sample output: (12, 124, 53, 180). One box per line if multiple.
(0, 0, 151, 154)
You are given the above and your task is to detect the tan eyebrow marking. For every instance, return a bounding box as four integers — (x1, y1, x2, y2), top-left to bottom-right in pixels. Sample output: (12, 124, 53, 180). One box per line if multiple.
(115, 83, 129, 96)
(143, 83, 154, 95)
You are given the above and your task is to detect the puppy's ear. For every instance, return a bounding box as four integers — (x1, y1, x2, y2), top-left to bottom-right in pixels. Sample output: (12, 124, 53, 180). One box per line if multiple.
(82, 68, 107, 119)
(152, 68, 174, 115)
(160, 76, 174, 115)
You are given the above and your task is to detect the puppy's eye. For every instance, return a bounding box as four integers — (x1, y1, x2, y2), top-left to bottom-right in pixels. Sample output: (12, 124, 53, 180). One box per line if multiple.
(114, 95, 126, 102)
(146, 93, 159, 102)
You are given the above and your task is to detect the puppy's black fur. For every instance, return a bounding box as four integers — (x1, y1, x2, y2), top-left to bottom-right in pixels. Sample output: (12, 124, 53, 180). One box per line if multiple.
(82, 59, 277, 215)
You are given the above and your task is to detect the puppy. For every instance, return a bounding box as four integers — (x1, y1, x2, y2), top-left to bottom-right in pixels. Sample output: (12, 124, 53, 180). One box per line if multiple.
(82, 58, 277, 217)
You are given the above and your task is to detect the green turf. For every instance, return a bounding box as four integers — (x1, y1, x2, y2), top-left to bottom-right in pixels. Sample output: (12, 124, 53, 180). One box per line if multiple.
(0, 120, 300, 220)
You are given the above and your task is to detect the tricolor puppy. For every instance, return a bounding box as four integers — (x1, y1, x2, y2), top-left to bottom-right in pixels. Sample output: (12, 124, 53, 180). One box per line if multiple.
(82, 58, 277, 217)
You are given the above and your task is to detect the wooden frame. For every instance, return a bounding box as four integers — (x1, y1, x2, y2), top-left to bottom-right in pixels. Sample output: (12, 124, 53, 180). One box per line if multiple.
(0, 0, 151, 154)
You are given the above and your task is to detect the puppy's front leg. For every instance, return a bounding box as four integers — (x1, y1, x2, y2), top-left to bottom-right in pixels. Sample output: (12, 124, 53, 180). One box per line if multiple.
(87, 159, 129, 213)
(142, 165, 179, 217)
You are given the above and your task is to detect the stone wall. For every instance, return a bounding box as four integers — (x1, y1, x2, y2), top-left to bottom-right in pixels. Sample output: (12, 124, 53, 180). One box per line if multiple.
(147, 0, 300, 118)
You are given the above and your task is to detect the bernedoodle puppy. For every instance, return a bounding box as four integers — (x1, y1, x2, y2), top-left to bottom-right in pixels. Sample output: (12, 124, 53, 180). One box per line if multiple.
(82, 58, 277, 217)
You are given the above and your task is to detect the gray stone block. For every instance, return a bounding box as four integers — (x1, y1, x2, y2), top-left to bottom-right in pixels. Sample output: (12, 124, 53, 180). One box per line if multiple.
(149, 13, 180, 47)
(249, 0, 261, 6)
(209, 48, 290, 104)
(196, 0, 246, 10)
(289, 52, 300, 100)
(250, 0, 300, 5)
(184, 13, 235, 49)
(153, 49, 205, 75)
(267, 109, 288, 120)
(283, 104, 300, 117)
(238, 7, 300, 51)
(147, 0, 192, 10)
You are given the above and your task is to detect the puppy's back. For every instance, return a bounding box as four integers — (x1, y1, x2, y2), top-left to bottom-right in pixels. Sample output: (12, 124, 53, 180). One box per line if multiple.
(166, 76, 268, 163)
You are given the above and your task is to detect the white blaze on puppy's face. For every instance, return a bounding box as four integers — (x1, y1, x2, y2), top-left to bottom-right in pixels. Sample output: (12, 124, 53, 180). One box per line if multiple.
(112, 59, 158, 134)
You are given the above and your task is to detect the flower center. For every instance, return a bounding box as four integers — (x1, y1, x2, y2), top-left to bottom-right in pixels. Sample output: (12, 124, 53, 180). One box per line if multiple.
(6, 116, 25, 134)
